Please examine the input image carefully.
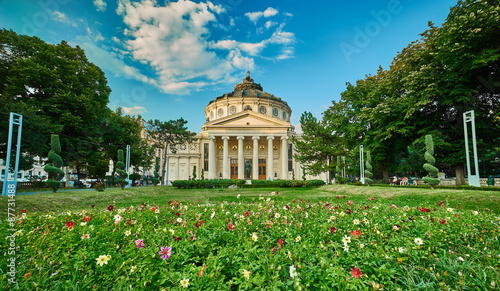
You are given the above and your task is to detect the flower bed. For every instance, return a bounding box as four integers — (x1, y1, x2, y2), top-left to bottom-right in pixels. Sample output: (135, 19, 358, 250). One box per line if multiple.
(3, 194, 499, 290)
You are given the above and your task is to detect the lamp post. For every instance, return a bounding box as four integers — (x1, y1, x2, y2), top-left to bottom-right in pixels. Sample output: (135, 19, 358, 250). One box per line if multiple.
(125, 145, 131, 188)
(463, 110, 480, 187)
(2, 113, 22, 196)
(359, 145, 365, 184)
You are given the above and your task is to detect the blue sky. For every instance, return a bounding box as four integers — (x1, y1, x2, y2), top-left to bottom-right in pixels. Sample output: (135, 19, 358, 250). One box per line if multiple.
(0, 0, 458, 132)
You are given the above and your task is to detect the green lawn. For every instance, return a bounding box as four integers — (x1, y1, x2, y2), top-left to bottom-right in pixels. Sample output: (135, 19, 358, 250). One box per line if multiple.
(2, 184, 500, 215)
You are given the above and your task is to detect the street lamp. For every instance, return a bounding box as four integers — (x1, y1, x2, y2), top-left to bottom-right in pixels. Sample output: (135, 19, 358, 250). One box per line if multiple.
(359, 145, 365, 184)
(463, 110, 480, 187)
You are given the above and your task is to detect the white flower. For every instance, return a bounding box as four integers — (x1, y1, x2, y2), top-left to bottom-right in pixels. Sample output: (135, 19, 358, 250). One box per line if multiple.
(289, 265, 297, 278)
(176, 218, 183, 223)
(237, 194, 241, 199)
(398, 247, 406, 254)
(80, 222, 87, 226)
(343, 245, 349, 252)
(342, 236, 351, 244)
(339, 212, 345, 217)
(327, 215, 336, 222)
(180, 278, 190, 288)
(114, 214, 122, 222)
(130, 265, 137, 273)
(225, 211, 230, 216)
(458, 256, 464, 262)
(296, 236, 301, 242)
(275, 213, 281, 219)
(125, 230, 131, 236)
(252, 233, 258, 242)
(353, 219, 360, 225)
(242, 269, 250, 281)
(414, 238, 424, 245)
(359, 243, 365, 248)
(305, 212, 308, 218)
(155, 208, 160, 214)
(447, 207, 453, 212)
(472, 211, 478, 216)
(363, 218, 369, 224)
(169, 229, 175, 235)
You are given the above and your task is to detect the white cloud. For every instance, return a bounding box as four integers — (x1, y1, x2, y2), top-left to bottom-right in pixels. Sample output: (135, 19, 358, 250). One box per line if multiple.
(94, 0, 107, 12)
(112, 1, 294, 94)
(77, 40, 156, 85)
(52, 11, 79, 27)
(245, 7, 279, 24)
(123, 106, 147, 114)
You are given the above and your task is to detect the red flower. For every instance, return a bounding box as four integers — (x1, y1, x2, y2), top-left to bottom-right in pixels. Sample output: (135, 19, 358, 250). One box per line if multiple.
(278, 238, 284, 250)
(244, 212, 249, 217)
(430, 218, 435, 222)
(195, 222, 199, 228)
(276, 191, 279, 195)
(175, 213, 180, 217)
(325, 203, 330, 208)
(336, 196, 340, 199)
(272, 247, 276, 254)
(22, 209, 27, 213)
(439, 219, 447, 225)
(351, 266, 361, 279)
(369, 197, 375, 201)
(343, 196, 346, 199)
(200, 220, 205, 226)
(84, 216, 91, 222)
(91, 204, 95, 208)
(330, 226, 337, 234)
(107, 205, 114, 211)
(346, 209, 352, 214)
(66, 221, 74, 228)
(350, 230, 361, 237)
(455, 214, 459, 218)
(199, 265, 206, 278)
(151, 207, 156, 212)
(457, 205, 461, 209)
(228, 223, 235, 231)
(173, 236, 182, 241)
(292, 199, 296, 202)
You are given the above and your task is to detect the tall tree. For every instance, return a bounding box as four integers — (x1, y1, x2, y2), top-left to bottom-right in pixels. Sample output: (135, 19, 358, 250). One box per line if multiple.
(146, 118, 195, 185)
(292, 112, 342, 181)
(0, 29, 111, 181)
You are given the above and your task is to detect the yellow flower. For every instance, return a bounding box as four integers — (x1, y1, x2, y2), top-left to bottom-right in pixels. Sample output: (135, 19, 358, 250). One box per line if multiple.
(397, 258, 402, 264)
(180, 278, 190, 288)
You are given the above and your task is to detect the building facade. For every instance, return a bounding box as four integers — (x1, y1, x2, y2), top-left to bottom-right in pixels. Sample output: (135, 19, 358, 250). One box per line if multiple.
(160, 72, 327, 183)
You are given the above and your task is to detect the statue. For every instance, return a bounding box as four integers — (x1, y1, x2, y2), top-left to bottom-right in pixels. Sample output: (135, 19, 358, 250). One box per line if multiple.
(245, 160, 251, 180)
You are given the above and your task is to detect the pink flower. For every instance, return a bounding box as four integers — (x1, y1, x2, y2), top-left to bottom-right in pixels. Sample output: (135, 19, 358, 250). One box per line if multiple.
(351, 266, 361, 279)
(199, 264, 206, 277)
(158, 246, 172, 260)
(347, 200, 353, 206)
(228, 223, 235, 231)
(135, 239, 144, 249)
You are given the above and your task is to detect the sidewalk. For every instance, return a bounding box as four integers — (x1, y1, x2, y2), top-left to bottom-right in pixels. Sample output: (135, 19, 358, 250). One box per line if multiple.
(14, 188, 95, 195)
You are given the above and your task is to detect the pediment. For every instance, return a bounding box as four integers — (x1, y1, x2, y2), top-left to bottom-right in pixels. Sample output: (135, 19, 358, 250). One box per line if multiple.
(206, 111, 290, 128)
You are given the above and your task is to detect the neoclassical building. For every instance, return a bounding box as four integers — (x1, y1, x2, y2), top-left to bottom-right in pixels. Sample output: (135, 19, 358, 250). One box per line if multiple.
(158, 72, 327, 183)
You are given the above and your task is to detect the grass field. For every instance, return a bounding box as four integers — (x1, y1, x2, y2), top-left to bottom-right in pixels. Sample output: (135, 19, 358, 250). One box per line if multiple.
(3, 184, 500, 215)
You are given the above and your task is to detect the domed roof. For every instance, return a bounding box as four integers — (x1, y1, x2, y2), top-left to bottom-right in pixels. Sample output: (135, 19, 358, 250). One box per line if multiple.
(210, 71, 288, 105)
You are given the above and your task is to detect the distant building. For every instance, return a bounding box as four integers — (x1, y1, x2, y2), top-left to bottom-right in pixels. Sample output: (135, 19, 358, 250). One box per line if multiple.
(152, 72, 327, 183)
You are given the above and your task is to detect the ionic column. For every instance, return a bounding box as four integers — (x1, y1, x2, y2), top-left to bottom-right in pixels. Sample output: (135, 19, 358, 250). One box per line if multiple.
(281, 136, 288, 179)
(222, 136, 229, 179)
(267, 136, 274, 180)
(176, 156, 180, 181)
(252, 136, 260, 179)
(208, 135, 216, 179)
(237, 136, 244, 179)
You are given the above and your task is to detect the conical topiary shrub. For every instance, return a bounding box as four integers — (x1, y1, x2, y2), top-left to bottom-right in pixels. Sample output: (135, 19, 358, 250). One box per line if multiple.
(44, 135, 65, 193)
(423, 135, 440, 189)
(116, 150, 128, 190)
(365, 151, 374, 186)
(152, 157, 160, 186)
(335, 156, 342, 184)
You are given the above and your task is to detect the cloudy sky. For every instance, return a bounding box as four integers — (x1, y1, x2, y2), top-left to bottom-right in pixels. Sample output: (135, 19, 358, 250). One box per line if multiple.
(0, 0, 457, 132)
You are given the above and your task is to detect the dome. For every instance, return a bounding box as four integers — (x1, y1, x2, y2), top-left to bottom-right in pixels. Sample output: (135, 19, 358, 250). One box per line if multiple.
(209, 71, 288, 105)
(205, 71, 291, 123)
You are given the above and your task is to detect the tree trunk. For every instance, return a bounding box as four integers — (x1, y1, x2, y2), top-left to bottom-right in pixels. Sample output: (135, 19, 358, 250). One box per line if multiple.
(76, 164, 81, 188)
(380, 163, 389, 184)
(455, 164, 465, 186)
(160, 145, 168, 185)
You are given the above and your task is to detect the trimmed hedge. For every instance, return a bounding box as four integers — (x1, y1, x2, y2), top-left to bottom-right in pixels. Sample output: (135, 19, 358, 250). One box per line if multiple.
(171, 179, 326, 189)
(172, 179, 246, 189)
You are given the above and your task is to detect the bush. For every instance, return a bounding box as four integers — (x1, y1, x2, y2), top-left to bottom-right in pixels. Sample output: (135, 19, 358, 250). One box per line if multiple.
(305, 179, 326, 187)
(32, 181, 47, 188)
(277, 180, 292, 188)
(291, 180, 305, 187)
(93, 183, 106, 192)
(172, 179, 247, 189)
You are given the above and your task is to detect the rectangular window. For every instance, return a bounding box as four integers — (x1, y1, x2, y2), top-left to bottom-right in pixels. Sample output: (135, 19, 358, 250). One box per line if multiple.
(203, 143, 209, 171)
(288, 144, 293, 171)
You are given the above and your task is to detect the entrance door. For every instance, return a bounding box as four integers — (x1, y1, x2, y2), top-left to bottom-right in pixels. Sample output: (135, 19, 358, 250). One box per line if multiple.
(258, 159, 266, 180)
(230, 159, 238, 179)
